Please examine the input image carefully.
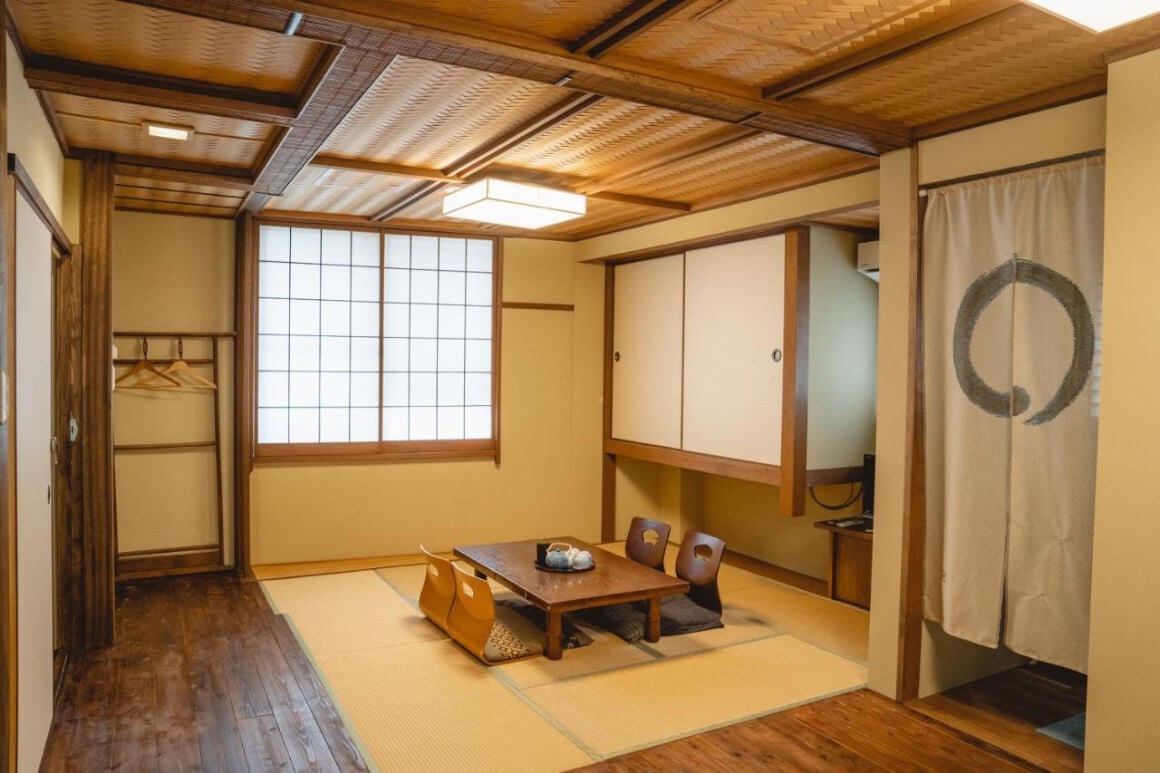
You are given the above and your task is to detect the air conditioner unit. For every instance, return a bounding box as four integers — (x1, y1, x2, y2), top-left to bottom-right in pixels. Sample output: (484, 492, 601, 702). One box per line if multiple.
(857, 240, 880, 282)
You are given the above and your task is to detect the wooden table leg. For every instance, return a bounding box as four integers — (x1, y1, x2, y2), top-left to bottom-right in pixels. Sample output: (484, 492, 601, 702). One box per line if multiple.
(546, 611, 563, 660)
(645, 598, 661, 643)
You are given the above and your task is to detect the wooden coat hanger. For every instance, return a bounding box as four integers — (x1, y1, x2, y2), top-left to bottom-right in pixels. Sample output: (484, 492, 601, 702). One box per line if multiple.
(162, 338, 217, 389)
(115, 338, 180, 389)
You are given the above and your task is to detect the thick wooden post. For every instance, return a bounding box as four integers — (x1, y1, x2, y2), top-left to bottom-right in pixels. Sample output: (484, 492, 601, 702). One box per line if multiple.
(79, 151, 115, 647)
(779, 226, 810, 516)
(234, 213, 255, 576)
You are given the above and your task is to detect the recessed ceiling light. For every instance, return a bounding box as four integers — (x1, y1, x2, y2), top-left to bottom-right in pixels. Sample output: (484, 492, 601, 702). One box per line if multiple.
(1024, 1, 1160, 32)
(442, 179, 585, 229)
(144, 122, 193, 141)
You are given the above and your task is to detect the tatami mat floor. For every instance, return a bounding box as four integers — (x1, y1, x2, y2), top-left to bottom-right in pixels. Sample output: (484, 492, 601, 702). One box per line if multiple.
(259, 542, 870, 772)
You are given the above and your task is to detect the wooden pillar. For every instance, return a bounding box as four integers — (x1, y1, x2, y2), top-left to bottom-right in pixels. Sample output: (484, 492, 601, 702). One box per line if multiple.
(779, 226, 810, 516)
(234, 213, 255, 576)
(78, 151, 115, 648)
(0, 11, 15, 768)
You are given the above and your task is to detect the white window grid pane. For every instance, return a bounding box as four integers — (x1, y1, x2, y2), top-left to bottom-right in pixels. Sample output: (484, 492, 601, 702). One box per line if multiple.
(260, 226, 291, 261)
(290, 228, 322, 263)
(259, 229, 493, 445)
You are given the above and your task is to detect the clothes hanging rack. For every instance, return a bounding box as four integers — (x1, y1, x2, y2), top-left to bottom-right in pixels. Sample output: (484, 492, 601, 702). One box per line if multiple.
(111, 331, 236, 578)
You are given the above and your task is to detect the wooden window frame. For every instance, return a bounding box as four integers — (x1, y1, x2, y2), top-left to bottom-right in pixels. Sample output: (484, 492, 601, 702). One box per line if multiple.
(247, 217, 502, 465)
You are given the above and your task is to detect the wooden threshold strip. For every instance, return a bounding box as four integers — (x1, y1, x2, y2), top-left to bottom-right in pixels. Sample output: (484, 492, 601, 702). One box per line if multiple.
(501, 302, 574, 311)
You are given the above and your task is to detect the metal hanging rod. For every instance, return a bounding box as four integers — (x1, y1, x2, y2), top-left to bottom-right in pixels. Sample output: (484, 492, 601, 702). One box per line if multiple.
(113, 331, 237, 338)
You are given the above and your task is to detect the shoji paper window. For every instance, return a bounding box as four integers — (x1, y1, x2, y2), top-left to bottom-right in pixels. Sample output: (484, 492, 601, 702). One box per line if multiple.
(256, 225, 497, 452)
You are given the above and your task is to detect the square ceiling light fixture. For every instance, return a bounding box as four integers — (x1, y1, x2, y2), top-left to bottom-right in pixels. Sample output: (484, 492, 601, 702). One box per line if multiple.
(1024, 1, 1160, 32)
(144, 122, 193, 141)
(442, 179, 585, 229)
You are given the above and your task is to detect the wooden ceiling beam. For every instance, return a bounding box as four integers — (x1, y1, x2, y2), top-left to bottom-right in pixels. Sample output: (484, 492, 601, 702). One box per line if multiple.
(117, 0, 909, 155)
(112, 157, 255, 191)
(571, 0, 698, 59)
(762, 0, 1025, 101)
(310, 155, 460, 182)
(24, 55, 299, 126)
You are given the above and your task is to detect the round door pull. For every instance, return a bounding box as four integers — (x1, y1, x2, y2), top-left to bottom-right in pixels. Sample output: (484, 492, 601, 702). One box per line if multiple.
(613, 351, 621, 362)
(771, 349, 782, 362)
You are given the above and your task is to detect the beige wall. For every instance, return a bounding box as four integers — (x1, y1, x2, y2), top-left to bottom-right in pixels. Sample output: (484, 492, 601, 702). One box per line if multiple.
(6, 37, 65, 226)
(112, 212, 236, 561)
(1085, 50, 1160, 772)
(250, 238, 605, 563)
(869, 99, 1108, 699)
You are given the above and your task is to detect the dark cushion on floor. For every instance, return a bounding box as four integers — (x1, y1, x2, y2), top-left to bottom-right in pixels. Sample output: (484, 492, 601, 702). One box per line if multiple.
(580, 603, 647, 642)
(659, 594, 723, 636)
(581, 595, 724, 642)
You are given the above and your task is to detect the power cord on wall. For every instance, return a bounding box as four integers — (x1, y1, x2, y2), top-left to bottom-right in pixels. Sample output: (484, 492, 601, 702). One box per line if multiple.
(809, 483, 863, 511)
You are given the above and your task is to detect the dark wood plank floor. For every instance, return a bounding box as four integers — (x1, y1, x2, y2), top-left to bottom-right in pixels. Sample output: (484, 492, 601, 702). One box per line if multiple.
(40, 573, 369, 772)
(909, 664, 1086, 772)
(40, 573, 1082, 772)
(578, 689, 1041, 772)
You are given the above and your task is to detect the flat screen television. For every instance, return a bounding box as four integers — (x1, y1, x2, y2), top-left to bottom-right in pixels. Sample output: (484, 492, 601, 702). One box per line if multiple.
(861, 453, 875, 518)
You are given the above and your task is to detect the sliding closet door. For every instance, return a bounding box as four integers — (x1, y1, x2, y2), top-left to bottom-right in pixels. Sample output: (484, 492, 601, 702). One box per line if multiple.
(15, 194, 54, 773)
(611, 254, 684, 448)
(683, 235, 785, 464)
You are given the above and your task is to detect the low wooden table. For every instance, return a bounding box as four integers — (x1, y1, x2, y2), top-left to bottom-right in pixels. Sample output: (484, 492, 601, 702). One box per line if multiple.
(453, 537, 689, 659)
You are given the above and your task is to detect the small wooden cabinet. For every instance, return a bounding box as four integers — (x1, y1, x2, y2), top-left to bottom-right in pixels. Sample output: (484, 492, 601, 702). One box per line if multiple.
(815, 518, 873, 609)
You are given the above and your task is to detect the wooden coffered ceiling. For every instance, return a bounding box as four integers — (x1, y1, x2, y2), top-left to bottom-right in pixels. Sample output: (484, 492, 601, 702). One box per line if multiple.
(8, 0, 1160, 236)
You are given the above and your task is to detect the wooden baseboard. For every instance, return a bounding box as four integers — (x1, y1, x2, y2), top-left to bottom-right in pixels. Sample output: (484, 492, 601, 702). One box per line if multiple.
(251, 552, 454, 581)
(116, 548, 222, 581)
(722, 547, 828, 597)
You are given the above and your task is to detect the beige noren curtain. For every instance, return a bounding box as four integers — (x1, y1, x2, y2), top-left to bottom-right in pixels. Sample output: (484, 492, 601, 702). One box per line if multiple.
(923, 157, 1104, 673)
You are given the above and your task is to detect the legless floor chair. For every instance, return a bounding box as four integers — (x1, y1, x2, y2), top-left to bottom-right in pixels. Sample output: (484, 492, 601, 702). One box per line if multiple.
(446, 565, 556, 664)
(418, 545, 456, 632)
(625, 516, 671, 572)
(582, 531, 726, 641)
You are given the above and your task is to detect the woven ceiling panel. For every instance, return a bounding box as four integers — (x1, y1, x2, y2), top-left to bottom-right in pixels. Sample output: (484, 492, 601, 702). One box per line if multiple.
(495, 98, 722, 178)
(10, 0, 324, 93)
(321, 57, 568, 170)
(806, 5, 1160, 125)
(368, 0, 633, 41)
(270, 167, 415, 217)
(612, 133, 870, 203)
(614, 0, 961, 86)
(52, 94, 266, 167)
